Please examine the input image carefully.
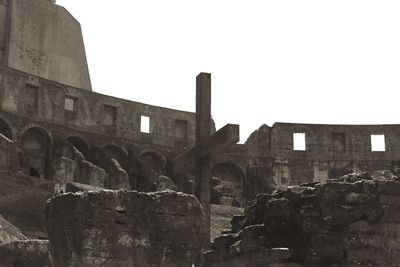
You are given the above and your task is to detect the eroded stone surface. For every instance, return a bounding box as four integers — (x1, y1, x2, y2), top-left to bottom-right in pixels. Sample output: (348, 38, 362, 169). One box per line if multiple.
(0, 240, 52, 267)
(0, 171, 55, 238)
(46, 190, 207, 267)
(205, 172, 400, 266)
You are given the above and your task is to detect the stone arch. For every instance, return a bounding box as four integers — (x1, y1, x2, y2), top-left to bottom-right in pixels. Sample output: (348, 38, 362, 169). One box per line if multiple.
(20, 127, 52, 179)
(103, 144, 128, 171)
(66, 136, 90, 160)
(0, 118, 12, 140)
(211, 162, 245, 207)
(139, 151, 166, 176)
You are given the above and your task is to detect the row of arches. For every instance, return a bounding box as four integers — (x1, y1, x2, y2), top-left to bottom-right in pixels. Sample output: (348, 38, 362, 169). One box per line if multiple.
(0, 117, 247, 206)
(0, 118, 168, 185)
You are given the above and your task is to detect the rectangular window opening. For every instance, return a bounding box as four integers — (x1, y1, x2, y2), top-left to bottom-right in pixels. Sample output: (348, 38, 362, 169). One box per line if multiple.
(332, 132, 346, 152)
(25, 84, 39, 113)
(140, 115, 150, 133)
(174, 119, 188, 139)
(103, 105, 117, 127)
(293, 133, 306, 151)
(64, 96, 75, 111)
(371, 134, 385, 152)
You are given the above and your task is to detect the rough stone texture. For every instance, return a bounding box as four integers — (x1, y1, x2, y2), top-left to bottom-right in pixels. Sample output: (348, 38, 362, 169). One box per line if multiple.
(205, 171, 400, 266)
(65, 182, 104, 193)
(0, 64, 196, 190)
(46, 190, 207, 267)
(243, 123, 400, 190)
(104, 158, 130, 190)
(0, 214, 27, 244)
(0, 240, 52, 267)
(156, 175, 176, 191)
(3, 0, 92, 90)
(210, 204, 243, 242)
(0, 170, 55, 238)
(0, 134, 20, 172)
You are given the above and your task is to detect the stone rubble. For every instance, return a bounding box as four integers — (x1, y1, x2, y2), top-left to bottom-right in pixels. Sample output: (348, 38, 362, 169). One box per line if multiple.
(204, 170, 400, 266)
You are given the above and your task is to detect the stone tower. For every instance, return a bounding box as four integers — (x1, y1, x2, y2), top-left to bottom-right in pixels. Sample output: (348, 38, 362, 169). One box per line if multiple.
(0, 0, 92, 90)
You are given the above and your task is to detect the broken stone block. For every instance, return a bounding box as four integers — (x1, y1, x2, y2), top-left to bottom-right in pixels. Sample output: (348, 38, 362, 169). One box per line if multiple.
(0, 214, 27, 244)
(212, 233, 239, 250)
(155, 175, 175, 191)
(105, 158, 130, 190)
(0, 171, 55, 238)
(46, 190, 207, 267)
(65, 182, 104, 193)
(0, 240, 52, 267)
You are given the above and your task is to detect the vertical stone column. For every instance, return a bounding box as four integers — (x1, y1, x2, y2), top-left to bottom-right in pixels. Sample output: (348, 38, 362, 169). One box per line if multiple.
(195, 72, 211, 242)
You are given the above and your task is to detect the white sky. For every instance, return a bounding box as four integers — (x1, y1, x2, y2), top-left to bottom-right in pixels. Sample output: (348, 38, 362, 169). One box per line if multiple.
(57, 0, 400, 143)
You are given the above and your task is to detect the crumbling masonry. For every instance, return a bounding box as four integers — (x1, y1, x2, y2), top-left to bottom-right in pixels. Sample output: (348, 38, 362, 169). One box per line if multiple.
(0, 0, 400, 266)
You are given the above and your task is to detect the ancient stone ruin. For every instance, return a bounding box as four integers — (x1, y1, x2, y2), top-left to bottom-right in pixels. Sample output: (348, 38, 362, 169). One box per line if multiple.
(0, 0, 399, 266)
(205, 171, 400, 266)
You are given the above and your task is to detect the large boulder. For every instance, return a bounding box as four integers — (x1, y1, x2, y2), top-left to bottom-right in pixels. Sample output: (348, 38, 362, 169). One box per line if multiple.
(0, 240, 52, 267)
(46, 190, 207, 267)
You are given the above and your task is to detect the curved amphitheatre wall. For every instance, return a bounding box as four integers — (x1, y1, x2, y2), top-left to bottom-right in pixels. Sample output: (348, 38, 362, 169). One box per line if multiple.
(2, 65, 400, 205)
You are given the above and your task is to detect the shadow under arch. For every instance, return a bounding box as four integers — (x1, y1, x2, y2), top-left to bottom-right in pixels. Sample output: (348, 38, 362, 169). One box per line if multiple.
(102, 144, 129, 171)
(20, 127, 52, 179)
(139, 151, 166, 176)
(211, 162, 245, 207)
(66, 136, 90, 160)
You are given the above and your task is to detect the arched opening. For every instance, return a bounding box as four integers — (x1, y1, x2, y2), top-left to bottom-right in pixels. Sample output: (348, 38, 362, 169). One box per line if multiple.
(21, 127, 52, 179)
(139, 151, 166, 176)
(0, 119, 12, 140)
(103, 145, 128, 171)
(66, 136, 90, 160)
(211, 162, 244, 207)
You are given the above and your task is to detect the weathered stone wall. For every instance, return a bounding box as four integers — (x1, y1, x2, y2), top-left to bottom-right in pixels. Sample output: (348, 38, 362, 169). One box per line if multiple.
(0, 65, 197, 190)
(0, 240, 52, 267)
(4, 0, 92, 90)
(0, 65, 196, 147)
(46, 190, 207, 267)
(204, 171, 400, 266)
(244, 123, 400, 189)
(0, 170, 55, 238)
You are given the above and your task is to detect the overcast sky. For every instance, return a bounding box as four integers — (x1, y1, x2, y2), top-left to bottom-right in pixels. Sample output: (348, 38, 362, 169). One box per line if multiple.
(57, 0, 400, 143)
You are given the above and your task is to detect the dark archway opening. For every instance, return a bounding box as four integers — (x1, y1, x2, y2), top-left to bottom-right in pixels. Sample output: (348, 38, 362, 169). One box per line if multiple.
(21, 127, 51, 179)
(211, 162, 244, 207)
(66, 136, 90, 160)
(29, 167, 40, 178)
(103, 145, 128, 171)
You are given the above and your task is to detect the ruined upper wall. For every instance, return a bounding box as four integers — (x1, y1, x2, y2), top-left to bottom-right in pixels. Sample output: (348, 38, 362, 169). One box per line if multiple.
(244, 122, 400, 186)
(0, 65, 196, 147)
(246, 122, 400, 160)
(1, 0, 92, 90)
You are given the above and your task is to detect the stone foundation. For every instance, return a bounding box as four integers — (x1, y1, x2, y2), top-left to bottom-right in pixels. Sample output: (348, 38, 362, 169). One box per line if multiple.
(46, 190, 207, 267)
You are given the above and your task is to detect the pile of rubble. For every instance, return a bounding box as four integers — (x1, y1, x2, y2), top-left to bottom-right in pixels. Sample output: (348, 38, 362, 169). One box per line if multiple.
(204, 170, 400, 266)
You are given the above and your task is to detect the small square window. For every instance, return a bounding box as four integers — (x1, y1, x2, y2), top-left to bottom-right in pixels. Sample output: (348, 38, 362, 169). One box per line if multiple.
(371, 134, 385, 152)
(140, 115, 150, 133)
(293, 133, 306, 151)
(64, 97, 75, 111)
